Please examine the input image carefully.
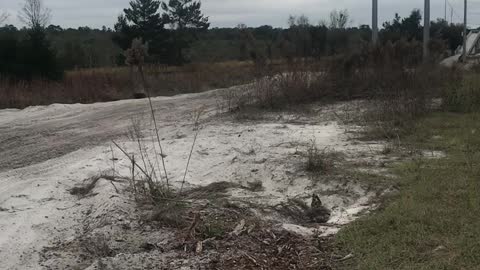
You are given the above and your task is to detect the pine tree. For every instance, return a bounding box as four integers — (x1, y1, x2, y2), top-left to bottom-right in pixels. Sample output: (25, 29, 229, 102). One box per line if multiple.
(113, 0, 167, 63)
(14, 0, 62, 80)
(161, 0, 210, 65)
(124, 0, 164, 41)
(19, 26, 62, 80)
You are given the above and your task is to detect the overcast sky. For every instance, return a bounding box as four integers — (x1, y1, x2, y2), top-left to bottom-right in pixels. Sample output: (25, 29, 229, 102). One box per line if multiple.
(1, 0, 477, 29)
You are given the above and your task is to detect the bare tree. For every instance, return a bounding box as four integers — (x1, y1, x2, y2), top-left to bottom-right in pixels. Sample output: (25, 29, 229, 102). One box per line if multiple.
(288, 15, 310, 28)
(0, 10, 9, 24)
(297, 15, 310, 27)
(18, 0, 51, 28)
(288, 15, 296, 28)
(329, 9, 350, 29)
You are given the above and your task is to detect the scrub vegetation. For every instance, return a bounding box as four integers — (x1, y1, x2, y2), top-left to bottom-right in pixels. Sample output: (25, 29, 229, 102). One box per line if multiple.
(2, 0, 480, 269)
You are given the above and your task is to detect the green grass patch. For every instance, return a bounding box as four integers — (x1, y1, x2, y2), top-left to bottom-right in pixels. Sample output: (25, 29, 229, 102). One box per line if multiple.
(443, 74, 480, 113)
(336, 112, 480, 270)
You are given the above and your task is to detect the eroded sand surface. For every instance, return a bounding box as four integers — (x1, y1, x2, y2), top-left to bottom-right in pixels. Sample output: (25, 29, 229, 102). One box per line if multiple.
(0, 86, 389, 269)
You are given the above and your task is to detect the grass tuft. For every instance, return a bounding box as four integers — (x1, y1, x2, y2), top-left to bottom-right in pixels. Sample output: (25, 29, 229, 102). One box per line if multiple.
(305, 143, 336, 174)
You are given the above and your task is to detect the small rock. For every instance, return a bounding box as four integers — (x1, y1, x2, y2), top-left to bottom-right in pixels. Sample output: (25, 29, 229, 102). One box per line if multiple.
(140, 242, 156, 251)
(338, 253, 354, 261)
(433, 245, 446, 252)
(231, 219, 246, 236)
(254, 158, 267, 164)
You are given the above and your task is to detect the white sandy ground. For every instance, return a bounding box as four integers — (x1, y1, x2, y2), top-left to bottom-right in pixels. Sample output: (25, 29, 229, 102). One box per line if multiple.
(0, 85, 401, 269)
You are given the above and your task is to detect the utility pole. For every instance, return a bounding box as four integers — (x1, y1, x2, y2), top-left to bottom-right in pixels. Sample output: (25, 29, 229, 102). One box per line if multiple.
(463, 0, 467, 60)
(424, 0, 430, 61)
(372, 0, 378, 46)
(445, 0, 447, 22)
(451, 7, 453, 24)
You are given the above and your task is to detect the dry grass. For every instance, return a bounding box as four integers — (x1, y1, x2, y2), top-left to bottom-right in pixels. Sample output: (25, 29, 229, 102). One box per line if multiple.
(305, 143, 336, 174)
(150, 201, 189, 228)
(0, 61, 259, 109)
(221, 42, 458, 128)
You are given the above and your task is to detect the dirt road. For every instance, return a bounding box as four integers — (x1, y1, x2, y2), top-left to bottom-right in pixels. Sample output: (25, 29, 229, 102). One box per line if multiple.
(0, 89, 222, 173)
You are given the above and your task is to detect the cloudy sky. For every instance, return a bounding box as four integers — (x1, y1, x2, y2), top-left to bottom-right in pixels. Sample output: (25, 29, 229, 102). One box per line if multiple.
(1, 0, 477, 29)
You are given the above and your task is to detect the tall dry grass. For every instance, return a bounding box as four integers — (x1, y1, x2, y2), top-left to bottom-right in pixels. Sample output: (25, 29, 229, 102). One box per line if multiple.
(0, 61, 260, 109)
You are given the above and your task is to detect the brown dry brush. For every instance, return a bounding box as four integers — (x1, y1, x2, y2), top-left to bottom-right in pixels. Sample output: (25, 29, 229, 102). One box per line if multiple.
(225, 41, 460, 139)
(0, 60, 258, 109)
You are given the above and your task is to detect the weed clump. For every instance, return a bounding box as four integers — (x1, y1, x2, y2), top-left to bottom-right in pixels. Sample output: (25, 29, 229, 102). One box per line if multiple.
(442, 73, 480, 112)
(150, 202, 189, 228)
(305, 143, 336, 174)
(245, 180, 264, 192)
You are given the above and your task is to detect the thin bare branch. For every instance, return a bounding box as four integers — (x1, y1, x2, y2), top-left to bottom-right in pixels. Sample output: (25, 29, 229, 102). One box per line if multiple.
(18, 0, 51, 28)
(0, 11, 9, 24)
(112, 140, 152, 183)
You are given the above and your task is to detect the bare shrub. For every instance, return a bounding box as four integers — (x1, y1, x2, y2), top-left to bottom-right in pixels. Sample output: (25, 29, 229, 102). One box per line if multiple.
(230, 60, 326, 109)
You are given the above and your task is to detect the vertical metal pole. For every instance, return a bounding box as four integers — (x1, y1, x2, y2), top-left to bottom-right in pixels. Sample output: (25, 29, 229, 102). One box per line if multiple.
(445, 0, 447, 22)
(424, 0, 430, 61)
(372, 0, 378, 45)
(451, 7, 453, 24)
(463, 0, 468, 60)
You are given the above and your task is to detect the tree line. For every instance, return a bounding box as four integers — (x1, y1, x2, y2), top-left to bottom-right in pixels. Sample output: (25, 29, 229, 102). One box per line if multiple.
(0, 0, 465, 82)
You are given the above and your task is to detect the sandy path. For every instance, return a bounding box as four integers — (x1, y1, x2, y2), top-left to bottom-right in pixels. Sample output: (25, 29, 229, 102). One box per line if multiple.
(0, 89, 222, 173)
